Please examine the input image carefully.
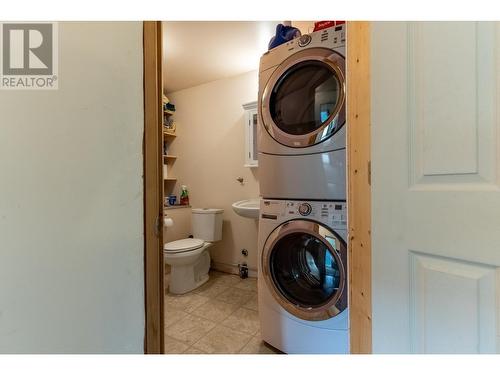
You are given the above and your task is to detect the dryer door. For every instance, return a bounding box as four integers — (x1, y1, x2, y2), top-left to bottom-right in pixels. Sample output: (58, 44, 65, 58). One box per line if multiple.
(260, 48, 345, 148)
(261, 219, 347, 321)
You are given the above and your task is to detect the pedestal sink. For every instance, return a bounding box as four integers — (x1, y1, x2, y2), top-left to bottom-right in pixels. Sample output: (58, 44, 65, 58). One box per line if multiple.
(232, 198, 260, 219)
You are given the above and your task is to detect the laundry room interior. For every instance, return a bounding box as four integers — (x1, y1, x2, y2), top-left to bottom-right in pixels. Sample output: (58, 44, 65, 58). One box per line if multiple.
(2, 13, 500, 361)
(160, 20, 351, 354)
(143, 19, 500, 356)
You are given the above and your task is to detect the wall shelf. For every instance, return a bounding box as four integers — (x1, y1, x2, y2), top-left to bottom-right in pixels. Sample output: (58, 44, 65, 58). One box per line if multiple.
(163, 155, 178, 161)
(163, 131, 176, 138)
(163, 98, 178, 198)
(164, 205, 191, 211)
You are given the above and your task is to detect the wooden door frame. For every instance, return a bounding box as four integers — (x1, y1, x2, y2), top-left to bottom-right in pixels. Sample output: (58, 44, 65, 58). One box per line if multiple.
(347, 21, 372, 354)
(143, 20, 164, 354)
(142, 20, 372, 354)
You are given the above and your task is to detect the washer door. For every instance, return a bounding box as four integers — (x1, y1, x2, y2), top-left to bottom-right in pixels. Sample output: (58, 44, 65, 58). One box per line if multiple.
(260, 48, 345, 148)
(261, 219, 347, 321)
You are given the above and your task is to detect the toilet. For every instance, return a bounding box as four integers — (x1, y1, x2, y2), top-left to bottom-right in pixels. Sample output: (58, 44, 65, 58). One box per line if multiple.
(164, 208, 223, 294)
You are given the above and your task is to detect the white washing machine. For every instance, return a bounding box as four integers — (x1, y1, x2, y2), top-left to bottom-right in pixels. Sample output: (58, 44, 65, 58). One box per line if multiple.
(258, 25, 346, 200)
(258, 198, 349, 354)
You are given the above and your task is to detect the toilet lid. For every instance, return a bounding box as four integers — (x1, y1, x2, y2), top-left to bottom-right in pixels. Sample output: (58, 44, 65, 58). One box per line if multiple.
(164, 238, 204, 253)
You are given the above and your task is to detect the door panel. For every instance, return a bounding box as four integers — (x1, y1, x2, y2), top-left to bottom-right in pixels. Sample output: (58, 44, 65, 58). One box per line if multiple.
(410, 252, 497, 353)
(258, 149, 346, 200)
(408, 22, 499, 188)
(372, 21, 500, 353)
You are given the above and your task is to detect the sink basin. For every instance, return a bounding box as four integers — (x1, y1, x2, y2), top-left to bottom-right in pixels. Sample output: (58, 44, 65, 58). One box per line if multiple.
(232, 199, 260, 219)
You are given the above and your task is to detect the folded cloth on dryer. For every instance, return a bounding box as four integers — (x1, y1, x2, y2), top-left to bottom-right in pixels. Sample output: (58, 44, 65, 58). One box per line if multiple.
(268, 24, 301, 50)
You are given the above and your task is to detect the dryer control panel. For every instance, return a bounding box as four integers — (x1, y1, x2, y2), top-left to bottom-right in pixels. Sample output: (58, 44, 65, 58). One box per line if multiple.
(280, 23, 345, 52)
(260, 24, 346, 72)
(260, 199, 347, 230)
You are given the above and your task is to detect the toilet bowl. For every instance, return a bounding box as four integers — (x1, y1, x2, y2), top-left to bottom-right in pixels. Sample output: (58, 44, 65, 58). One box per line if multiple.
(164, 239, 212, 294)
(164, 208, 223, 294)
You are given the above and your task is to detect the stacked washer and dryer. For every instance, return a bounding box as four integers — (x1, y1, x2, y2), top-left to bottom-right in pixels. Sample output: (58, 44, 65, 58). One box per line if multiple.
(256, 24, 349, 354)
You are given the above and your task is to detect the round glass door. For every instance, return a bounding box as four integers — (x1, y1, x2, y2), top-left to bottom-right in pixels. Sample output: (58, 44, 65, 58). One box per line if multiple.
(262, 220, 347, 321)
(260, 48, 346, 148)
(270, 231, 341, 308)
(270, 61, 341, 136)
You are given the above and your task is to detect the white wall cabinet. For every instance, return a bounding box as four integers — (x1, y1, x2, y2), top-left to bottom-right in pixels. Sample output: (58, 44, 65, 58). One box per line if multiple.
(242, 101, 258, 167)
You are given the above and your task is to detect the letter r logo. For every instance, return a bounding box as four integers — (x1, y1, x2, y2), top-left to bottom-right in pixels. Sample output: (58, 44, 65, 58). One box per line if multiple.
(2, 23, 53, 75)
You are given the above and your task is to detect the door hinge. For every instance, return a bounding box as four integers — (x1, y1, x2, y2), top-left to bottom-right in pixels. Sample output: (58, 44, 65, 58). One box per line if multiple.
(368, 161, 371, 186)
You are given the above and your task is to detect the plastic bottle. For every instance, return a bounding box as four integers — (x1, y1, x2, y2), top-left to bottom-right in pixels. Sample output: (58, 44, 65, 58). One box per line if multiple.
(180, 185, 189, 206)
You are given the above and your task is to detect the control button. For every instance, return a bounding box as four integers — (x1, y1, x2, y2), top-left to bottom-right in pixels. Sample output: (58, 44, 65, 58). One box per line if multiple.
(298, 34, 312, 47)
(298, 203, 312, 216)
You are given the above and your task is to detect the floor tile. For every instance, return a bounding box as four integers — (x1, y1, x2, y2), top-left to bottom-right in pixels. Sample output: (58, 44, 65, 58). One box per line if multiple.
(208, 270, 226, 279)
(192, 325, 252, 354)
(164, 293, 210, 313)
(167, 315, 216, 345)
(242, 292, 258, 311)
(216, 288, 255, 306)
(239, 336, 278, 354)
(191, 299, 239, 323)
(164, 308, 189, 328)
(194, 280, 230, 299)
(222, 307, 260, 335)
(164, 335, 189, 354)
(164, 270, 268, 354)
(183, 346, 207, 354)
(212, 273, 242, 286)
(234, 277, 257, 292)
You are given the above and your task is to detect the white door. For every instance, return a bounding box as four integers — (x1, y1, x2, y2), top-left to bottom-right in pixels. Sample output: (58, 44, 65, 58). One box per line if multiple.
(371, 22, 500, 353)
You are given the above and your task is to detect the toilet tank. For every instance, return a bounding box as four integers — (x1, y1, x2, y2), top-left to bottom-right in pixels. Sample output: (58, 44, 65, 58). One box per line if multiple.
(192, 208, 224, 242)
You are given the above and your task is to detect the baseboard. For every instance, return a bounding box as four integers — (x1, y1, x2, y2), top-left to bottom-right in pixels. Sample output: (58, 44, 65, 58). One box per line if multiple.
(211, 261, 258, 278)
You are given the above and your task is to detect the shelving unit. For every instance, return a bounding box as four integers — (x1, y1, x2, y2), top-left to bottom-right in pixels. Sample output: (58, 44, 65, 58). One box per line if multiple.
(162, 99, 178, 198)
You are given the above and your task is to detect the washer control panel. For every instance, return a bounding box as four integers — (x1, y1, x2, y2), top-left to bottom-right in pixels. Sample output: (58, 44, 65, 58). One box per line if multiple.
(298, 202, 312, 216)
(298, 34, 312, 47)
(260, 199, 347, 230)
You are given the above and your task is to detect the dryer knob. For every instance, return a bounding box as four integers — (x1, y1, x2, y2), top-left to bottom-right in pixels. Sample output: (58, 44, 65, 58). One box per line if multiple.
(298, 203, 312, 216)
(298, 34, 312, 47)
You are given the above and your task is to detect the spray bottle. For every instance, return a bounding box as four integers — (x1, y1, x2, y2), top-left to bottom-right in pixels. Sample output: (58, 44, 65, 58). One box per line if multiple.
(180, 185, 189, 206)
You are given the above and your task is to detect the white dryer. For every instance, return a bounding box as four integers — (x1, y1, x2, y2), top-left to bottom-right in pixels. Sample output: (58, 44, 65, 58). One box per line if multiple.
(258, 198, 349, 354)
(258, 25, 347, 200)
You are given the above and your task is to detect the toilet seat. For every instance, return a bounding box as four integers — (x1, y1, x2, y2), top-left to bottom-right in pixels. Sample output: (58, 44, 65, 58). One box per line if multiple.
(164, 238, 204, 254)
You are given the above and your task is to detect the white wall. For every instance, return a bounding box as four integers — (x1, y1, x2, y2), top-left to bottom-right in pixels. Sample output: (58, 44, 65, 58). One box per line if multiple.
(0, 22, 144, 353)
(166, 70, 260, 274)
(292, 21, 315, 34)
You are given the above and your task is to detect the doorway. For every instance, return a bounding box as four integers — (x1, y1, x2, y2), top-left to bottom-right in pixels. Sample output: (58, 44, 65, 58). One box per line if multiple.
(143, 21, 372, 354)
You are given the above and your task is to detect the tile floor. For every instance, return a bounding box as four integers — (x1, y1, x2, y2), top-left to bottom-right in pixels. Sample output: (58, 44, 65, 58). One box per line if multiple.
(164, 270, 281, 354)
